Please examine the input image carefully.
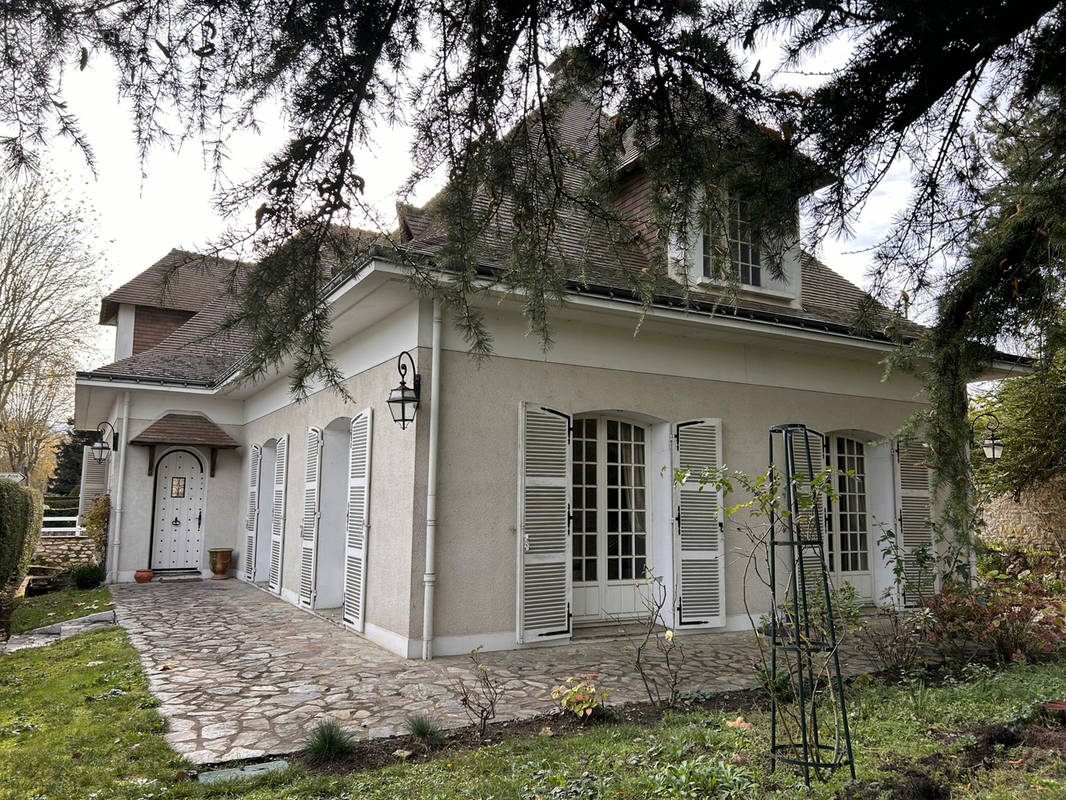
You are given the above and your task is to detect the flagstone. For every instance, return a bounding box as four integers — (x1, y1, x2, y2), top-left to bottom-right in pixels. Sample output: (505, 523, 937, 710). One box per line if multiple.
(112, 580, 876, 764)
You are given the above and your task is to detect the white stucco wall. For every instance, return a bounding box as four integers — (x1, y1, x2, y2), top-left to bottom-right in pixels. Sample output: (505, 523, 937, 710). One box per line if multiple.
(422, 302, 929, 655)
(240, 355, 427, 655)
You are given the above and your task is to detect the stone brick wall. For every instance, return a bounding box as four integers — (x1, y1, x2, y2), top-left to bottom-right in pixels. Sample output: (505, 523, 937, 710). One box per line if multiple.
(34, 536, 99, 567)
(132, 306, 196, 354)
(982, 475, 1066, 550)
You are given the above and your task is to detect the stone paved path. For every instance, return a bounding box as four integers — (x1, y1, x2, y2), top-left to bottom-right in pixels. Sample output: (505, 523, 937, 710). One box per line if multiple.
(1, 610, 117, 654)
(112, 581, 875, 764)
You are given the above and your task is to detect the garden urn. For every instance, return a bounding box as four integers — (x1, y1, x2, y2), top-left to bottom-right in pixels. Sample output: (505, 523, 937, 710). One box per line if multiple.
(208, 548, 233, 580)
(134, 569, 154, 583)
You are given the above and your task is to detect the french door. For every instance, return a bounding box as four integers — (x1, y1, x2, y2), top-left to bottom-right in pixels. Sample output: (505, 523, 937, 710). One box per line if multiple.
(571, 416, 651, 621)
(826, 436, 874, 601)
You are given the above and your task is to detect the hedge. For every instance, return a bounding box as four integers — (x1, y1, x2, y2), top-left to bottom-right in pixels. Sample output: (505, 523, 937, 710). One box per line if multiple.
(0, 479, 43, 640)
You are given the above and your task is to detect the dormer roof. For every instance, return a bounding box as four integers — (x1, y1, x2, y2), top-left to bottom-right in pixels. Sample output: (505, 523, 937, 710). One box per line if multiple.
(99, 248, 244, 325)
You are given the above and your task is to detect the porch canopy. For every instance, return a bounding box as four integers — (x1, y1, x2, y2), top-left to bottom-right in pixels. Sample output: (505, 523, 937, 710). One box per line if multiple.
(130, 413, 239, 476)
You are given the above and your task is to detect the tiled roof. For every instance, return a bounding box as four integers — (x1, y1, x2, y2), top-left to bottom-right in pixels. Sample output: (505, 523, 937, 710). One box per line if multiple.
(82, 99, 929, 389)
(394, 95, 903, 337)
(130, 413, 239, 448)
(100, 249, 244, 324)
(89, 292, 249, 386)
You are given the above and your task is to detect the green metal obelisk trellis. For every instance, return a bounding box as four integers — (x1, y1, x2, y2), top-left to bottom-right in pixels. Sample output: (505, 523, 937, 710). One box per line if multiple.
(768, 423, 855, 786)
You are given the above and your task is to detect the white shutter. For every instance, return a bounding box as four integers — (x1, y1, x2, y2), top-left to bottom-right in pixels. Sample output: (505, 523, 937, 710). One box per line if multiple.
(787, 427, 830, 593)
(516, 402, 572, 643)
(674, 419, 725, 628)
(268, 434, 289, 594)
(299, 427, 323, 607)
(78, 445, 109, 519)
(343, 409, 372, 632)
(896, 441, 936, 606)
(244, 444, 262, 581)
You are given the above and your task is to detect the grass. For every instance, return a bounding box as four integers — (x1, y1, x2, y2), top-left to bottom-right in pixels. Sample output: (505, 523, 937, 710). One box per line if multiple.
(10, 586, 113, 635)
(2, 628, 1066, 798)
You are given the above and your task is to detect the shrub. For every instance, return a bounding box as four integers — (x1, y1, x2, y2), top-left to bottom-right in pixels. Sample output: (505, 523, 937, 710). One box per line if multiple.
(71, 563, 106, 590)
(0, 479, 43, 641)
(302, 718, 353, 764)
(451, 646, 505, 738)
(405, 714, 445, 749)
(552, 674, 611, 719)
(926, 578, 1066, 664)
(81, 494, 110, 561)
(643, 756, 754, 799)
(855, 603, 930, 676)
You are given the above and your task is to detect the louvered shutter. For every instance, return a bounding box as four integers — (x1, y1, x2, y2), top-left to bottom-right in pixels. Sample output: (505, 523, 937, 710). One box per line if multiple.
(896, 441, 936, 606)
(342, 408, 372, 632)
(299, 427, 323, 607)
(244, 444, 262, 581)
(517, 402, 572, 643)
(268, 434, 288, 594)
(674, 419, 726, 628)
(78, 445, 109, 519)
(788, 427, 830, 594)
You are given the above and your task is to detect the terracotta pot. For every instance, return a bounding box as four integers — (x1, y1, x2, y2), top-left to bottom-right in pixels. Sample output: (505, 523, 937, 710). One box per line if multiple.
(208, 548, 233, 580)
(134, 569, 154, 583)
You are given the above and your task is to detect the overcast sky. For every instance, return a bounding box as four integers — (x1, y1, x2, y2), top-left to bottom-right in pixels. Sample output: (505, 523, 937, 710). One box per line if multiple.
(45, 36, 913, 363)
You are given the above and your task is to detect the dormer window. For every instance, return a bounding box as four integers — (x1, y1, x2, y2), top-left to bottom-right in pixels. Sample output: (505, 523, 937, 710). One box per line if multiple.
(701, 198, 762, 287)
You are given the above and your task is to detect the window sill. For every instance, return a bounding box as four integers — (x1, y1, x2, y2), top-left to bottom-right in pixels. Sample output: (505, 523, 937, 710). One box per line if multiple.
(696, 278, 797, 304)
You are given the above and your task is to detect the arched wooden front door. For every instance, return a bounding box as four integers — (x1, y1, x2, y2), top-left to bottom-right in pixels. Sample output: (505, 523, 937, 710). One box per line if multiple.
(151, 449, 206, 569)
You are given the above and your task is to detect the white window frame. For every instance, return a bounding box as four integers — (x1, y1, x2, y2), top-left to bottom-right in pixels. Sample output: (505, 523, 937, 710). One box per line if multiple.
(826, 435, 873, 577)
(702, 195, 762, 287)
(571, 415, 652, 604)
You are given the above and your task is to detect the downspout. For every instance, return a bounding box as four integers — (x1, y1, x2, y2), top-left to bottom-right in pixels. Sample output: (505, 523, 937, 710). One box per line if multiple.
(422, 298, 442, 660)
(107, 391, 131, 583)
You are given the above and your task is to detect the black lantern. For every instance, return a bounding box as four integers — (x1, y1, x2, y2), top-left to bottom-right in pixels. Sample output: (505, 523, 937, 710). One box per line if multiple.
(970, 411, 1003, 463)
(90, 421, 119, 463)
(387, 351, 421, 430)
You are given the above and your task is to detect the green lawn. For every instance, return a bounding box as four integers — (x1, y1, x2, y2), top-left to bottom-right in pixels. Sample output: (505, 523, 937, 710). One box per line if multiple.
(2, 628, 1066, 799)
(10, 586, 114, 635)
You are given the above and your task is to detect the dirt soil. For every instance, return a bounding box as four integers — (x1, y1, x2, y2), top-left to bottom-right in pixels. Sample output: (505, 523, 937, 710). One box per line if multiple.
(849, 721, 1066, 800)
(297, 688, 769, 774)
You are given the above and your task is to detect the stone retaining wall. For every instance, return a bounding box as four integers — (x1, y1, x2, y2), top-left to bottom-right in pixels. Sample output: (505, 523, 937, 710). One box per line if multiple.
(34, 536, 98, 566)
(982, 475, 1066, 550)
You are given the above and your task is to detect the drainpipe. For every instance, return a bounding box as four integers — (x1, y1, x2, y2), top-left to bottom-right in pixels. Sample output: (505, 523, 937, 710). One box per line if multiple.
(422, 298, 442, 660)
(107, 391, 131, 583)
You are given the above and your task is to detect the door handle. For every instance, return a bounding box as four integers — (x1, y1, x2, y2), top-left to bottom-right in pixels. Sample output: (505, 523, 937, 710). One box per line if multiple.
(172, 517, 180, 526)
(198, 510, 202, 529)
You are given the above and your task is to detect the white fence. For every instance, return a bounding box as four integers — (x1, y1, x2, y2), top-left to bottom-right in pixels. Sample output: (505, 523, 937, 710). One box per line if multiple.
(41, 515, 86, 538)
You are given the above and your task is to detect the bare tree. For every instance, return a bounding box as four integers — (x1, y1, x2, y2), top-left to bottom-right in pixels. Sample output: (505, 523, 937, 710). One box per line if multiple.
(0, 174, 102, 414)
(0, 358, 73, 487)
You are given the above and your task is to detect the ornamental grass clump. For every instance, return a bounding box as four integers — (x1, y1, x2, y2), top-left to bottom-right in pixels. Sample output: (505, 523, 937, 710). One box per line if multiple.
(0, 479, 43, 641)
(302, 718, 354, 765)
(405, 714, 445, 749)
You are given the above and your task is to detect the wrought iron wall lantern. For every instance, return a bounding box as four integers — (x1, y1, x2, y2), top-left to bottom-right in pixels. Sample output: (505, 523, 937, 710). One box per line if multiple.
(387, 351, 421, 430)
(90, 421, 119, 463)
(970, 411, 1004, 462)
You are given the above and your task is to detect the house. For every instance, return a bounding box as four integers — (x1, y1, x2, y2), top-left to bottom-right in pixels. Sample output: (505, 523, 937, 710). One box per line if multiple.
(74, 96, 1020, 659)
